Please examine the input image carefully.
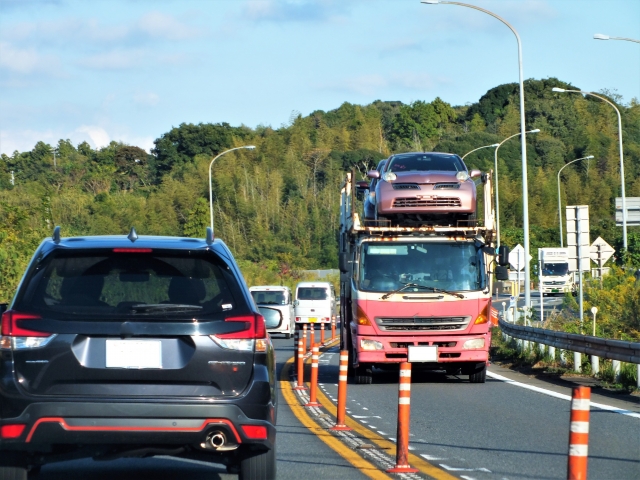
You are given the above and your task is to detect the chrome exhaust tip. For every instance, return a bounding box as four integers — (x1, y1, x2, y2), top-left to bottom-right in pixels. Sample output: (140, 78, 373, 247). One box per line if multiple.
(208, 431, 226, 449)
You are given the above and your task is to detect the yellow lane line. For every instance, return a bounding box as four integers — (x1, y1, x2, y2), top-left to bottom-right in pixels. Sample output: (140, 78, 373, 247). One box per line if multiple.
(314, 386, 458, 480)
(280, 355, 392, 480)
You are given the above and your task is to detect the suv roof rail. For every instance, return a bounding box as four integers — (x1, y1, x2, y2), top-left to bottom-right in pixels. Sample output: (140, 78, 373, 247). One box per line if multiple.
(52, 226, 61, 244)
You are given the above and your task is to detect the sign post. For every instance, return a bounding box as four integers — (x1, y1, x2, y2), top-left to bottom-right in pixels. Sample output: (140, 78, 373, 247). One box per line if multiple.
(566, 206, 590, 332)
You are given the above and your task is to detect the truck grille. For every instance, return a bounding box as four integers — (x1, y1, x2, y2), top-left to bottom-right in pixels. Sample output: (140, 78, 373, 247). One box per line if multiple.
(376, 316, 470, 331)
(544, 281, 565, 285)
(392, 197, 461, 208)
(392, 183, 420, 190)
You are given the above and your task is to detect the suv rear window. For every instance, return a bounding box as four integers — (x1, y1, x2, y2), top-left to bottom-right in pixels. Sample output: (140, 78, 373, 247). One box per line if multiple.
(297, 288, 328, 300)
(16, 249, 242, 318)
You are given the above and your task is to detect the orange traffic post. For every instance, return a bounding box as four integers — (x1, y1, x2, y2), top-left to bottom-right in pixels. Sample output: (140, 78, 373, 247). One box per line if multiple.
(568, 386, 591, 480)
(305, 346, 321, 407)
(294, 339, 307, 391)
(331, 317, 336, 341)
(309, 324, 315, 351)
(321, 323, 325, 344)
(301, 324, 307, 356)
(387, 362, 418, 474)
(330, 350, 352, 431)
(293, 328, 299, 372)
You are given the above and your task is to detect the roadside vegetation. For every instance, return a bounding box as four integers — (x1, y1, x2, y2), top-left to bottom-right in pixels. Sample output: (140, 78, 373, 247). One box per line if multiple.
(1, 77, 639, 339)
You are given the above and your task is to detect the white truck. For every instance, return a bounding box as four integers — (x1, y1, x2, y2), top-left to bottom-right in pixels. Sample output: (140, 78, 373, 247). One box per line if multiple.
(538, 247, 575, 296)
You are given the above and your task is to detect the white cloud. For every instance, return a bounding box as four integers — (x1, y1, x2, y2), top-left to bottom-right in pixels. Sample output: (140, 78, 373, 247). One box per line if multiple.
(76, 125, 110, 149)
(78, 49, 146, 70)
(0, 41, 61, 74)
(242, 0, 350, 23)
(138, 12, 200, 40)
(0, 128, 56, 155)
(133, 92, 159, 107)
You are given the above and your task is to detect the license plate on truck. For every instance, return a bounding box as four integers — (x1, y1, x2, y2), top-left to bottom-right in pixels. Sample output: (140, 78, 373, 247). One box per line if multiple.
(106, 340, 162, 369)
(408, 345, 438, 363)
(308, 317, 317, 323)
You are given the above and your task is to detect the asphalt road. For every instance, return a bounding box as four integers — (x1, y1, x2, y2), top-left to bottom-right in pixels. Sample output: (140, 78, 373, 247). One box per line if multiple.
(34, 335, 368, 480)
(315, 345, 640, 480)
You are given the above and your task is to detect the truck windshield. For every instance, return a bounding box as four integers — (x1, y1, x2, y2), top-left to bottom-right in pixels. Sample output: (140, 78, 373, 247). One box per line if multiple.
(542, 263, 569, 276)
(358, 242, 485, 293)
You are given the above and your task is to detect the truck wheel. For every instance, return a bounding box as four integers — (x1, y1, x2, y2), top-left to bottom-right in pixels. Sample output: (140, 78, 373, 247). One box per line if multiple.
(355, 364, 373, 384)
(469, 365, 487, 384)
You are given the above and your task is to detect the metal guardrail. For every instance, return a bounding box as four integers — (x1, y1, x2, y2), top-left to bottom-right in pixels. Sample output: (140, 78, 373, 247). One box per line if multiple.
(498, 318, 640, 364)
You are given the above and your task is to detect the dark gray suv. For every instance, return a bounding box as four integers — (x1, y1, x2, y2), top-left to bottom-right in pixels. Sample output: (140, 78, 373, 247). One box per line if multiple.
(0, 227, 276, 479)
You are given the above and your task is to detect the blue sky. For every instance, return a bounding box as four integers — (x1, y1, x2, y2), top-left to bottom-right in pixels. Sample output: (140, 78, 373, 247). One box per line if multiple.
(1, 0, 638, 155)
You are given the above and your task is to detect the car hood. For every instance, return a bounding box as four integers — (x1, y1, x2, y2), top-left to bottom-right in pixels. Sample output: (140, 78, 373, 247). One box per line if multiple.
(387, 171, 461, 184)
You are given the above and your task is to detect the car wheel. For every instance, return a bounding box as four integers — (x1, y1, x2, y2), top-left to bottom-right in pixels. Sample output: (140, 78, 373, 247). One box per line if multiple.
(469, 365, 487, 383)
(0, 467, 27, 480)
(239, 445, 276, 480)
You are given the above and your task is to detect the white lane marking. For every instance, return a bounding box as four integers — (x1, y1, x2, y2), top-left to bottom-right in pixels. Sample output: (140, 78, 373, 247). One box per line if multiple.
(408, 445, 415, 451)
(440, 464, 491, 472)
(487, 371, 640, 419)
(352, 415, 381, 419)
(362, 407, 369, 410)
(361, 420, 368, 424)
(389, 437, 396, 442)
(378, 431, 389, 435)
(421, 454, 447, 461)
(156, 456, 218, 469)
(460, 476, 477, 480)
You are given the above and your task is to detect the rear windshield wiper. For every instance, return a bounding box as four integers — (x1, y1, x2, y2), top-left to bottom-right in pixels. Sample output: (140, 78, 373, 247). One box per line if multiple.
(129, 304, 203, 314)
(381, 283, 464, 300)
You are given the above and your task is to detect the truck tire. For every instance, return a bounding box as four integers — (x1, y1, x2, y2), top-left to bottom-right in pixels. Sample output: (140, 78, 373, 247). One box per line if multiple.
(355, 364, 373, 384)
(469, 365, 487, 383)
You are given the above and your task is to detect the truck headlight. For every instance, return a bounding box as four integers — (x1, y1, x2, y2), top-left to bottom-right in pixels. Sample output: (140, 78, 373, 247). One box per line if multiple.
(360, 339, 384, 350)
(463, 339, 485, 349)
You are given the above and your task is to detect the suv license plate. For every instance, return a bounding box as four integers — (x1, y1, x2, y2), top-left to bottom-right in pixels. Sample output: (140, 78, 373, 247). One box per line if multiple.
(407, 345, 438, 363)
(106, 340, 162, 369)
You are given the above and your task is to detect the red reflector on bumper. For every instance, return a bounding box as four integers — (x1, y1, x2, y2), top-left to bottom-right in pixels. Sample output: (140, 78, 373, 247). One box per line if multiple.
(240, 425, 268, 440)
(1, 424, 26, 439)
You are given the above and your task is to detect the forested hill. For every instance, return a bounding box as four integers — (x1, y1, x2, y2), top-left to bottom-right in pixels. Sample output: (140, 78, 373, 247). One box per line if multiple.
(1, 77, 639, 300)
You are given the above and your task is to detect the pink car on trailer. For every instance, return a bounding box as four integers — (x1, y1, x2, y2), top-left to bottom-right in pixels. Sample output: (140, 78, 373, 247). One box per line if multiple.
(368, 152, 481, 225)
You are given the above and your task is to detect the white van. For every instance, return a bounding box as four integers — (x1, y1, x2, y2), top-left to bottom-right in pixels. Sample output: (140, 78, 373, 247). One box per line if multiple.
(294, 282, 336, 326)
(250, 286, 295, 339)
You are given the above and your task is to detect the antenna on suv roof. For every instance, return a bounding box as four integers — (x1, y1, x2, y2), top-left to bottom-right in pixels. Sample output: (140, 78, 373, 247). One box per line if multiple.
(127, 227, 138, 243)
(52, 226, 61, 244)
(206, 227, 214, 245)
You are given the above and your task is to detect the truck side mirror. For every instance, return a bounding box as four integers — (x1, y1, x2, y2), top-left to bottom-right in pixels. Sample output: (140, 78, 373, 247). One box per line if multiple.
(497, 246, 510, 266)
(339, 253, 349, 273)
(495, 265, 509, 281)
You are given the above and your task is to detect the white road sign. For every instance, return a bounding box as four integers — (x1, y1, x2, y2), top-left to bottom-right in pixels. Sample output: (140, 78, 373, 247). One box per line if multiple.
(508, 244, 532, 271)
(590, 237, 615, 266)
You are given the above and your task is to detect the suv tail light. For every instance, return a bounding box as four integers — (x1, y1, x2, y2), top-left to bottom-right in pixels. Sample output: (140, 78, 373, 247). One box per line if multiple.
(1, 311, 55, 350)
(210, 314, 268, 352)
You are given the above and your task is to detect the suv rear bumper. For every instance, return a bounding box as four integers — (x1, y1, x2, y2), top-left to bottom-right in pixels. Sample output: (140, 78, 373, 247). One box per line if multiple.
(0, 401, 275, 455)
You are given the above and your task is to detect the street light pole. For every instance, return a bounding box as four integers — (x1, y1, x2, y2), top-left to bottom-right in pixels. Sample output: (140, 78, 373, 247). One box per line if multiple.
(552, 87, 627, 250)
(494, 129, 540, 248)
(593, 33, 640, 44)
(461, 143, 500, 159)
(557, 155, 594, 247)
(209, 145, 256, 236)
(422, 0, 533, 309)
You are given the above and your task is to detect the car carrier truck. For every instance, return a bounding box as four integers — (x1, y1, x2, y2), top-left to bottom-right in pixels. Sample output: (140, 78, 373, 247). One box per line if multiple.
(339, 170, 508, 384)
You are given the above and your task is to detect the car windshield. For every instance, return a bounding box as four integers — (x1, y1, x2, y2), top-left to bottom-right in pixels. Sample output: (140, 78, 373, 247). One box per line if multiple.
(387, 153, 465, 173)
(542, 263, 569, 276)
(358, 241, 485, 293)
(16, 249, 241, 318)
(252, 290, 287, 305)
(297, 288, 328, 300)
